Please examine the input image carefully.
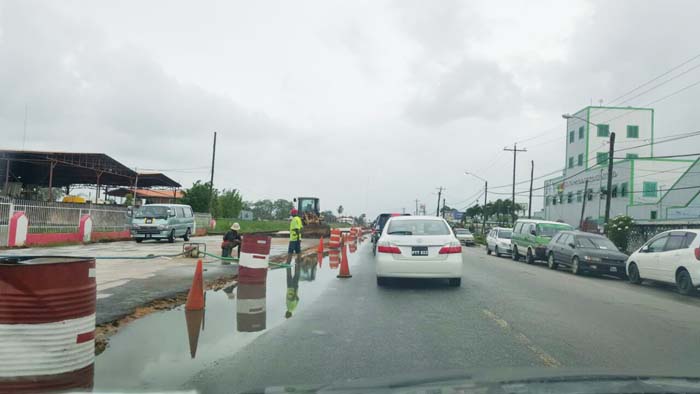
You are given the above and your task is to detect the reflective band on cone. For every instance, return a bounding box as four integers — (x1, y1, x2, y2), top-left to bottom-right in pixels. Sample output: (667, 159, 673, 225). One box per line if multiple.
(0, 256, 96, 392)
(237, 282, 266, 332)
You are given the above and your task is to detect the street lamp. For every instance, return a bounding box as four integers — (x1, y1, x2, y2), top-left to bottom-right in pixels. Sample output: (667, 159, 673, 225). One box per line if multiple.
(562, 113, 616, 232)
(465, 172, 488, 235)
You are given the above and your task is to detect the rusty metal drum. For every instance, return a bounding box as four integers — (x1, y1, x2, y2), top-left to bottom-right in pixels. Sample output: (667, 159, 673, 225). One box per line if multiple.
(0, 256, 96, 393)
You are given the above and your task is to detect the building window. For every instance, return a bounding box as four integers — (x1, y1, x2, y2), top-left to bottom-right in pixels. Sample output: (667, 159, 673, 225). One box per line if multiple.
(552, 196, 557, 205)
(611, 184, 618, 198)
(558, 193, 563, 204)
(600, 187, 607, 199)
(627, 125, 639, 138)
(568, 157, 574, 168)
(620, 182, 628, 198)
(626, 153, 639, 159)
(576, 190, 582, 202)
(567, 192, 573, 203)
(587, 188, 593, 201)
(579, 126, 584, 140)
(597, 124, 610, 137)
(577, 154, 583, 166)
(596, 152, 609, 165)
(569, 131, 574, 143)
(643, 181, 658, 198)
(651, 210, 658, 220)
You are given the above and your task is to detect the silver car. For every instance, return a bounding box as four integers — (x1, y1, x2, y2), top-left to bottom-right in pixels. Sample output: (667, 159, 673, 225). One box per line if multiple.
(454, 228, 475, 246)
(486, 227, 513, 257)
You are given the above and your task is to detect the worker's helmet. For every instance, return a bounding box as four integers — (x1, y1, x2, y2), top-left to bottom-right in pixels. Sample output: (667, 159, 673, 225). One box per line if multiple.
(290, 208, 298, 216)
(231, 223, 240, 231)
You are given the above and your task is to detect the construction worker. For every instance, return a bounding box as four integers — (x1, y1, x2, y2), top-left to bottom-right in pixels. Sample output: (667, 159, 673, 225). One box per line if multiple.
(222, 222, 241, 259)
(284, 264, 300, 318)
(286, 208, 303, 265)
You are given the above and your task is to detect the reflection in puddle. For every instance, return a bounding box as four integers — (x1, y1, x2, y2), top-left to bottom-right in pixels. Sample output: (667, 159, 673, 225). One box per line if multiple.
(94, 248, 349, 392)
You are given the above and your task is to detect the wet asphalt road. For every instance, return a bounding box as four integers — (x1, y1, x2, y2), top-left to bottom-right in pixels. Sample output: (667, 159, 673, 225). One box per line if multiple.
(184, 242, 700, 392)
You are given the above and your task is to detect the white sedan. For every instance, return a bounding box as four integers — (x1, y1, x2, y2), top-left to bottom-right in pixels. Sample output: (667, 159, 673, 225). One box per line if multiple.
(375, 216, 463, 287)
(626, 229, 700, 295)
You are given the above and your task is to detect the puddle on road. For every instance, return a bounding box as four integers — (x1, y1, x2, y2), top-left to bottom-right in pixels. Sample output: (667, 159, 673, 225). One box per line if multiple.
(94, 238, 369, 392)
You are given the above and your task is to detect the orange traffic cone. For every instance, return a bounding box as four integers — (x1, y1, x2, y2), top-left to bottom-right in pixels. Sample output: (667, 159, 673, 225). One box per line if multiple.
(185, 309, 204, 358)
(186, 259, 205, 310)
(337, 244, 352, 278)
(318, 237, 324, 254)
(317, 250, 323, 268)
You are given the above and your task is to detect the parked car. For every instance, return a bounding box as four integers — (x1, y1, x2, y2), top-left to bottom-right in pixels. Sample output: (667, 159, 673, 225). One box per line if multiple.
(626, 230, 700, 295)
(129, 204, 195, 243)
(486, 227, 512, 257)
(511, 219, 573, 263)
(375, 216, 463, 287)
(545, 231, 627, 277)
(454, 228, 475, 246)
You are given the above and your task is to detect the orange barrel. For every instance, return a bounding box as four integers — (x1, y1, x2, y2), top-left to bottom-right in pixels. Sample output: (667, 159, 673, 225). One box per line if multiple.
(239, 235, 271, 284)
(237, 282, 266, 332)
(329, 228, 341, 248)
(0, 256, 96, 393)
(329, 249, 340, 269)
(349, 242, 357, 254)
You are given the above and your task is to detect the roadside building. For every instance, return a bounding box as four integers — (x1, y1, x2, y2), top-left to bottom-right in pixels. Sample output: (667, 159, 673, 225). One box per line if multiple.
(543, 106, 700, 228)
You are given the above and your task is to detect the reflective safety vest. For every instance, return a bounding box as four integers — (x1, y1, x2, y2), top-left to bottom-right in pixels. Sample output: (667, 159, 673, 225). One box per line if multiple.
(290, 216, 303, 241)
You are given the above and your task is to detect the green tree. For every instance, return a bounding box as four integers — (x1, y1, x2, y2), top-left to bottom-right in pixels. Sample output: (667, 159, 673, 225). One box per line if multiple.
(252, 199, 275, 220)
(358, 213, 366, 225)
(217, 189, 244, 218)
(181, 180, 217, 213)
(321, 210, 336, 222)
(124, 193, 134, 206)
(607, 215, 634, 252)
(337, 205, 344, 216)
(272, 199, 294, 220)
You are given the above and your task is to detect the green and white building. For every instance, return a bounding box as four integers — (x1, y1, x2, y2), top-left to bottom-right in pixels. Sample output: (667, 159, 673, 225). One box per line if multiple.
(543, 106, 700, 227)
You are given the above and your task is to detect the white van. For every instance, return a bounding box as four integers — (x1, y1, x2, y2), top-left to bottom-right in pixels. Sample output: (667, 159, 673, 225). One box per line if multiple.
(129, 204, 195, 243)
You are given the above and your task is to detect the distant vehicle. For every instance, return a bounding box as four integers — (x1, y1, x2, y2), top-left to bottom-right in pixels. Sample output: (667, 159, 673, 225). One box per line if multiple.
(546, 231, 627, 277)
(62, 195, 86, 203)
(486, 227, 512, 257)
(371, 213, 409, 245)
(626, 230, 700, 295)
(375, 216, 463, 287)
(294, 197, 330, 238)
(129, 204, 194, 243)
(454, 228, 475, 246)
(511, 219, 573, 263)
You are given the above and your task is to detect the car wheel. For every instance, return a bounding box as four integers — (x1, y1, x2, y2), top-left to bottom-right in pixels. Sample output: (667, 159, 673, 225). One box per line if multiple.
(377, 277, 387, 287)
(486, 245, 492, 255)
(135, 238, 143, 243)
(571, 256, 581, 275)
(449, 278, 461, 287)
(547, 252, 558, 270)
(526, 248, 535, 264)
(495, 246, 502, 258)
(676, 269, 696, 296)
(511, 246, 519, 261)
(167, 230, 175, 243)
(628, 263, 641, 284)
(183, 228, 191, 241)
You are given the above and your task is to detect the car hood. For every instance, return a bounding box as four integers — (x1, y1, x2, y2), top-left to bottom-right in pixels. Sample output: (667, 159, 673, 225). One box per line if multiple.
(577, 248, 628, 260)
(241, 368, 700, 394)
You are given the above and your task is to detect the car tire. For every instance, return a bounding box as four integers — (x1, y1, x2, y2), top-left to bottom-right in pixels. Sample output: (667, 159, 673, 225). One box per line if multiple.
(449, 278, 461, 287)
(628, 263, 641, 284)
(167, 230, 175, 243)
(526, 248, 535, 264)
(512, 246, 519, 261)
(377, 277, 387, 287)
(183, 228, 191, 241)
(571, 256, 581, 275)
(547, 252, 558, 270)
(486, 246, 492, 255)
(676, 269, 696, 296)
(495, 246, 502, 258)
(135, 238, 143, 243)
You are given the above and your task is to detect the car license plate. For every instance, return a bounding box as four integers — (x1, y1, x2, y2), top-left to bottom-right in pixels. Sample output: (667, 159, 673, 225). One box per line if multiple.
(411, 246, 428, 256)
(610, 266, 618, 273)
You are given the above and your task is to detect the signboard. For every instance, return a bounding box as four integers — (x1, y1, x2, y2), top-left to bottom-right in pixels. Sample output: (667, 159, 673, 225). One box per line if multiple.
(452, 210, 464, 220)
(667, 207, 700, 220)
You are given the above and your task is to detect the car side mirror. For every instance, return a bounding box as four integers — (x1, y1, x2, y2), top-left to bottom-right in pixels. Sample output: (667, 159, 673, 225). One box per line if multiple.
(568, 243, 576, 249)
(640, 245, 649, 253)
(530, 230, 537, 236)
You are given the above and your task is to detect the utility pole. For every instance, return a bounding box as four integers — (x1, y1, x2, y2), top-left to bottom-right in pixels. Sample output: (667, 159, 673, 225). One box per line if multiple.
(579, 179, 589, 230)
(208, 132, 217, 214)
(604, 132, 616, 232)
(504, 143, 527, 223)
(435, 187, 444, 216)
(528, 160, 534, 218)
(415, 199, 419, 215)
(482, 181, 488, 235)
(442, 198, 446, 218)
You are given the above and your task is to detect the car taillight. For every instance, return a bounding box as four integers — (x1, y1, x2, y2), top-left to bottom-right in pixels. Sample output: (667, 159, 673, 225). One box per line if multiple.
(439, 243, 462, 254)
(695, 247, 700, 261)
(378, 245, 401, 254)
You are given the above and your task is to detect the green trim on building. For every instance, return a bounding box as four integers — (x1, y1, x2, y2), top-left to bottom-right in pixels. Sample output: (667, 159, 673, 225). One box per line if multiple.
(585, 107, 590, 169)
(655, 156, 700, 205)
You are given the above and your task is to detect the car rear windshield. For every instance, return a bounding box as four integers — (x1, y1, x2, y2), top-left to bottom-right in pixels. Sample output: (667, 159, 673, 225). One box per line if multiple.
(537, 223, 573, 237)
(134, 206, 169, 219)
(387, 219, 450, 236)
(498, 230, 512, 239)
(577, 236, 618, 251)
(456, 229, 471, 234)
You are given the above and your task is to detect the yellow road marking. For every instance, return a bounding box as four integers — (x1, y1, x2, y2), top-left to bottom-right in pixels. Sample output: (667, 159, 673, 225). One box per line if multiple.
(482, 309, 562, 368)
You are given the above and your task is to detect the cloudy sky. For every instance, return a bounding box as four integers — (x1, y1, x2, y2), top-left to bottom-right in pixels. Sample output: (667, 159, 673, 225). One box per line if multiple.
(2, 0, 700, 217)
